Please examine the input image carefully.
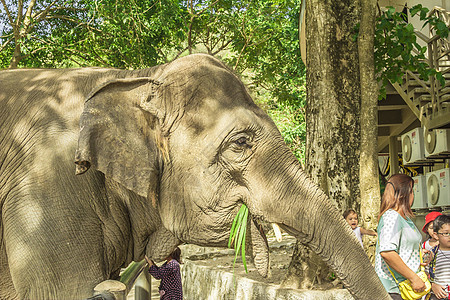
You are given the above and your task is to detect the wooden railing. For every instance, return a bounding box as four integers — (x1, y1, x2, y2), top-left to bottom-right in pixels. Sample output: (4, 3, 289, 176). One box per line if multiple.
(429, 6, 450, 58)
(391, 6, 450, 130)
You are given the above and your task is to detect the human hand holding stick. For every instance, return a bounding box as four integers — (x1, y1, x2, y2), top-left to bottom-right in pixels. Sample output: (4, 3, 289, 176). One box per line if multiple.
(144, 255, 154, 267)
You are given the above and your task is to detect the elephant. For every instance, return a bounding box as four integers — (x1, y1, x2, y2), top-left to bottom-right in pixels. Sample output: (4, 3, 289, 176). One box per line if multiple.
(0, 54, 389, 300)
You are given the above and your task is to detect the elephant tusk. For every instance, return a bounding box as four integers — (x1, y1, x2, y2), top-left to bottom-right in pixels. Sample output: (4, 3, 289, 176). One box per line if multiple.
(272, 223, 282, 242)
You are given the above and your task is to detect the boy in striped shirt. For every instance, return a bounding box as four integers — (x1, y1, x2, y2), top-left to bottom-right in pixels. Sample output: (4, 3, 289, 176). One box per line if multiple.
(429, 214, 450, 300)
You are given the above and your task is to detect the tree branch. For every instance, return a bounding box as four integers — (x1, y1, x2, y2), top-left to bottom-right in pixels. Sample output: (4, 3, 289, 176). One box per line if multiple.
(212, 39, 233, 55)
(173, 46, 191, 60)
(196, 0, 220, 17)
(31, 0, 59, 25)
(0, 0, 15, 26)
(17, 0, 24, 30)
(29, 36, 110, 67)
(20, 0, 37, 36)
(0, 37, 13, 52)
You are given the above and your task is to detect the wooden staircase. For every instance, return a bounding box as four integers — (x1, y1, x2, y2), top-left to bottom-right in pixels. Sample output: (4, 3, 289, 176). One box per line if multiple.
(377, 7, 450, 154)
(391, 71, 450, 130)
(391, 6, 450, 131)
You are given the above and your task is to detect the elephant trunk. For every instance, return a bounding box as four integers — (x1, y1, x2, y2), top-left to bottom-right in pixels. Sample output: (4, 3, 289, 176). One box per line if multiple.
(249, 147, 389, 300)
(282, 189, 387, 299)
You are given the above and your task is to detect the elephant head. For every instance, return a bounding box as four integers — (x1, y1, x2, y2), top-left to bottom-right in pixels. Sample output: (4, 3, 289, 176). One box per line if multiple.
(75, 54, 389, 299)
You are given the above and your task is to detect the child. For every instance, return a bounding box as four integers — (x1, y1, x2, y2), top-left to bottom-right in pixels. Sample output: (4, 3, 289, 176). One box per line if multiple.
(422, 211, 443, 251)
(343, 209, 377, 247)
(429, 214, 450, 300)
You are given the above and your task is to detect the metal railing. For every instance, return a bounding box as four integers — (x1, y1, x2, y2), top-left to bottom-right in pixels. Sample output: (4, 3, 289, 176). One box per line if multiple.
(88, 260, 151, 300)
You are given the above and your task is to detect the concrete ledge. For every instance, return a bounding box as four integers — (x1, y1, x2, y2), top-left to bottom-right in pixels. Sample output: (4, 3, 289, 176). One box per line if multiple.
(181, 259, 353, 300)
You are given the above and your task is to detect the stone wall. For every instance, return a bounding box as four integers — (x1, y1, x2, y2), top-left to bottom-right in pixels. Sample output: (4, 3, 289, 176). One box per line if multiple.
(181, 259, 353, 300)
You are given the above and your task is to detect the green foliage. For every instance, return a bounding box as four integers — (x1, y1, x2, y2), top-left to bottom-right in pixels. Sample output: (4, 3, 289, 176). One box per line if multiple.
(81, 0, 187, 68)
(228, 203, 249, 273)
(1, 0, 307, 159)
(260, 89, 306, 162)
(223, 0, 304, 106)
(1, 0, 306, 111)
(0, 0, 93, 68)
(374, 5, 449, 99)
(0, 46, 12, 69)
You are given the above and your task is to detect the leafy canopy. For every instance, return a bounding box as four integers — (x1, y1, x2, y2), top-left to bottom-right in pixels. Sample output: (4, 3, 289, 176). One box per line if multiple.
(374, 4, 449, 99)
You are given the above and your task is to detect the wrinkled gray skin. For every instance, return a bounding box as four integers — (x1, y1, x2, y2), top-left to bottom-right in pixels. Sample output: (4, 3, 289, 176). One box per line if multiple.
(0, 54, 389, 299)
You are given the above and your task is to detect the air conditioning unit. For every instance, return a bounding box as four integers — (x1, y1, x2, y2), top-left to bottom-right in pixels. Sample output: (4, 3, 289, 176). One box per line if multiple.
(412, 175, 428, 209)
(424, 129, 450, 158)
(426, 168, 450, 207)
(401, 127, 426, 165)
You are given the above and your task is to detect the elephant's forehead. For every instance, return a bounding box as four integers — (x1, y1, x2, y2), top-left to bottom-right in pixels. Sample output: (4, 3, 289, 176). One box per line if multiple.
(184, 105, 256, 140)
(181, 84, 258, 132)
(167, 65, 273, 149)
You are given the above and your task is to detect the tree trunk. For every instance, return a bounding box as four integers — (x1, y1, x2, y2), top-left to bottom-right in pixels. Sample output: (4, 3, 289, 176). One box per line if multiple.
(9, 26, 22, 69)
(283, 0, 361, 288)
(9, 42, 21, 69)
(358, 0, 379, 264)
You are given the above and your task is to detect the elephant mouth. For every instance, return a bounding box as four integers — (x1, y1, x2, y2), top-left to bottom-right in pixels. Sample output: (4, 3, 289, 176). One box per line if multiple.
(249, 215, 298, 278)
(248, 215, 274, 278)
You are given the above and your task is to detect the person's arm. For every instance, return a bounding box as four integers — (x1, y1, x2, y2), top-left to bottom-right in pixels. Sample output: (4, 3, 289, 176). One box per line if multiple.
(148, 260, 177, 280)
(360, 227, 377, 237)
(431, 282, 448, 299)
(145, 255, 163, 279)
(380, 251, 426, 292)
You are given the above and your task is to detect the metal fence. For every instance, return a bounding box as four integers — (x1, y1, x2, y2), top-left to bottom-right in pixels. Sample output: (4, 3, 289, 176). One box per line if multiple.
(88, 260, 151, 300)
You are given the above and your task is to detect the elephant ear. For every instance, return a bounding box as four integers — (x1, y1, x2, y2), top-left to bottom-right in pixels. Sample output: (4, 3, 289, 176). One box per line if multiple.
(75, 78, 166, 199)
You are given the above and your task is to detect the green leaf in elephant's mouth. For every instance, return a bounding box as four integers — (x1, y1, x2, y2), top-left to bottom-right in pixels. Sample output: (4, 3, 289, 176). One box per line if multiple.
(228, 204, 249, 273)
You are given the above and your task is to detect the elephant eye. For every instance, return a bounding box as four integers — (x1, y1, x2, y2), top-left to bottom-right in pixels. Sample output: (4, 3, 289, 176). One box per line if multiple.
(235, 137, 248, 146)
(232, 135, 253, 150)
(220, 131, 255, 164)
